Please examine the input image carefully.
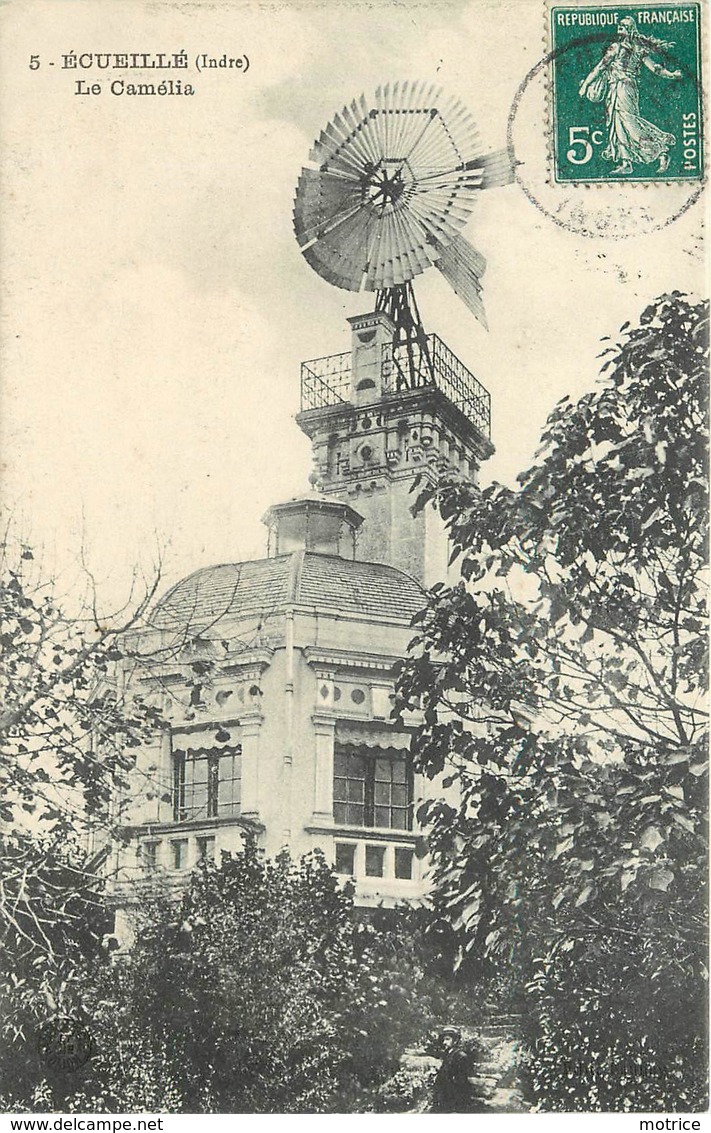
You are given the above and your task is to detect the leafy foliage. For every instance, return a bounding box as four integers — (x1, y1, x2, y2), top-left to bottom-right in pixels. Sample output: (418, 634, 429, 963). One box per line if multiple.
(0, 542, 165, 827)
(395, 294, 708, 1111)
(11, 840, 451, 1113)
(0, 538, 167, 1104)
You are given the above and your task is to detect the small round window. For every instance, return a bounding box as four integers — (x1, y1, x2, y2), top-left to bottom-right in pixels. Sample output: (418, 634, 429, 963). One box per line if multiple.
(350, 688, 366, 705)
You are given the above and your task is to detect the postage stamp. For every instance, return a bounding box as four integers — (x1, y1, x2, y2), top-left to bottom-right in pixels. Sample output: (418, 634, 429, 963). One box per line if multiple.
(549, 4, 703, 182)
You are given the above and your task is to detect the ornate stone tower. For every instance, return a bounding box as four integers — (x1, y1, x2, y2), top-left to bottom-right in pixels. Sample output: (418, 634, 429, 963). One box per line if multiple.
(296, 312, 494, 586)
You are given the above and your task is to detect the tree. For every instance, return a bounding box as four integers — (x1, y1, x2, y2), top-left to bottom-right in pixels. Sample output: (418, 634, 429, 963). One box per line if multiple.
(0, 535, 168, 1104)
(24, 839, 436, 1114)
(0, 527, 255, 977)
(395, 294, 708, 1111)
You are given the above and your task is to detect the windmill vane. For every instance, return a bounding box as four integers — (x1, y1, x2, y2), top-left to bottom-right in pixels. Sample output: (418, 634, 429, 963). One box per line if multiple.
(294, 82, 513, 389)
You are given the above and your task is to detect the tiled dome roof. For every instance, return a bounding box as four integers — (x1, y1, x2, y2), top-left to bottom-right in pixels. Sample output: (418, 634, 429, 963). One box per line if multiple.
(153, 551, 424, 632)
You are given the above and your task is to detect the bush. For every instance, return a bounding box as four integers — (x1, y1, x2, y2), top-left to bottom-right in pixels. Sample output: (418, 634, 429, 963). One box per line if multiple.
(17, 840, 447, 1113)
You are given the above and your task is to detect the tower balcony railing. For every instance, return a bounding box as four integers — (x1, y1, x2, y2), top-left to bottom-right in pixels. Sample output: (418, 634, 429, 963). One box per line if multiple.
(300, 350, 352, 410)
(300, 334, 491, 439)
(385, 335, 491, 438)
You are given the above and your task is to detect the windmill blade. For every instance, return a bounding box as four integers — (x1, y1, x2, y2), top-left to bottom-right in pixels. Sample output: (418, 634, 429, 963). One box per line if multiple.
(293, 168, 362, 248)
(303, 207, 378, 291)
(464, 147, 516, 189)
(434, 234, 488, 328)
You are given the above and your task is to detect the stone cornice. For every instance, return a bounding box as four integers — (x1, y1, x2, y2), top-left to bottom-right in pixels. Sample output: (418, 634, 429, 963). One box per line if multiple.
(137, 647, 274, 688)
(170, 714, 244, 735)
(303, 646, 400, 673)
(296, 384, 493, 463)
(118, 814, 264, 837)
(304, 823, 423, 845)
(222, 648, 274, 675)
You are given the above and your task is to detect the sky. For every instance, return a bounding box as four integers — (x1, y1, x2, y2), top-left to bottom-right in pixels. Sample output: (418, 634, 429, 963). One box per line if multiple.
(1, 0, 705, 613)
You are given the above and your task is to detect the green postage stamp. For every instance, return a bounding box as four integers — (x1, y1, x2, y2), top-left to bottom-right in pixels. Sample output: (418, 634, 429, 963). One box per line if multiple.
(549, 4, 703, 182)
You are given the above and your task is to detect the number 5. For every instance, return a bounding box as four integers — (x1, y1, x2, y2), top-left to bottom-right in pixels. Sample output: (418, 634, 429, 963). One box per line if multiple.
(29, 54, 40, 70)
(567, 126, 592, 165)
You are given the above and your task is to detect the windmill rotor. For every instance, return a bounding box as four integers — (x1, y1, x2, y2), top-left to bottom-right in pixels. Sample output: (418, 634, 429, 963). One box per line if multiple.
(293, 82, 513, 387)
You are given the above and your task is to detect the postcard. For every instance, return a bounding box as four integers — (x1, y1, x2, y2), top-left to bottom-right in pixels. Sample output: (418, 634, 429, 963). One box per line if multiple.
(0, 0, 706, 1122)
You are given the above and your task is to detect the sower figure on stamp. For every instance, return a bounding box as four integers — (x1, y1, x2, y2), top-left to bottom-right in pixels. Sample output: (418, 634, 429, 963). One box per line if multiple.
(579, 16, 682, 175)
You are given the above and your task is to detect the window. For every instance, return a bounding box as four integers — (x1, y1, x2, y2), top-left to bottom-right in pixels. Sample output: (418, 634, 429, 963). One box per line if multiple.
(373, 755, 411, 830)
(335, 843, 356, 875)
(196, 835, 215, 862)
(170, 839, 188, 870)
(333, 748, 366, 825)
(394, 847, 414, 880)
(141, 841, 159, 870)
(173, 744, 242, 821)
(333, 745, 413, 830)
(365, 845, 385, 877)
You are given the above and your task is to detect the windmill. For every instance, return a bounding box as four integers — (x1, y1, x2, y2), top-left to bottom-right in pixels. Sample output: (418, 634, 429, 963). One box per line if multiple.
(293, 82, 513, 390)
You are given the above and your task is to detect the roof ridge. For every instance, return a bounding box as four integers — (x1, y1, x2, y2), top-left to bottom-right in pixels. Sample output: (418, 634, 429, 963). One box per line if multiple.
(287, 549, 306, 604)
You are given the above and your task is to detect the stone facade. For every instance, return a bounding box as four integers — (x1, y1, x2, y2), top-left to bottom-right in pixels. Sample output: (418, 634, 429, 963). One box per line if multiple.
(297, 311, 493, 586)
(110, 313, 493, 934)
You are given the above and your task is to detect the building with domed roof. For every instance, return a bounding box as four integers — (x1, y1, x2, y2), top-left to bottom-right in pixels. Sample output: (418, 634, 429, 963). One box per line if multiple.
(109, 312, 492, 930)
